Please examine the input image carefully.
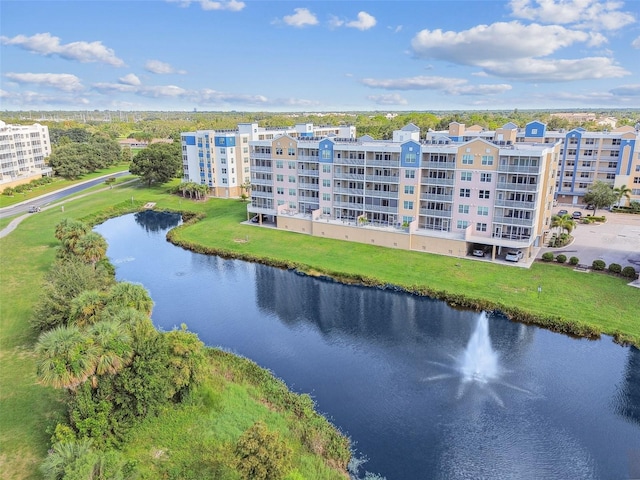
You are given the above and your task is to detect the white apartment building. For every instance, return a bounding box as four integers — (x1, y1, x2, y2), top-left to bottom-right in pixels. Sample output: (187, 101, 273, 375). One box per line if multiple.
(247, 123, 560, 262)
(0, 120, 52, 188)
(181, 122, 355, 198)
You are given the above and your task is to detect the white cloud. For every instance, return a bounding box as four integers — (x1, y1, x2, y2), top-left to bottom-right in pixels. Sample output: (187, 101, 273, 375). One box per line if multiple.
(411, 21, 604, 64)
(282, 8, 318, 28)
(0, 32, 124, 66)
(361, 74, 513, 97)
(166, 0, 245, 11)
(119, 74, 141, 86)
(632, 36, 640, 49)
(196, 88, 268, 104)
(361, 75, 467, 90)
(4, 72, 84, 92)
(145, 60, 186, 74)
(609, 84, 640, 96)
(481, 56, 629, 81)
(509, 0, 635, 30)
(367, 93, 408, 105)
(0, 89, 90, 106)
(328, 15, 344, 29)
(346, 11, 377, 31)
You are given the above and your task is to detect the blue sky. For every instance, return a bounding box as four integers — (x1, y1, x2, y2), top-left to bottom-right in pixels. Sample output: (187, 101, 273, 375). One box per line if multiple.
(1, 0, 639, 112)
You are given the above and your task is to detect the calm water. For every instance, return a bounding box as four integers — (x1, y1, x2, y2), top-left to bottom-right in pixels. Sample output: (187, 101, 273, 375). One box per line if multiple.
(95, 211, 640, 480)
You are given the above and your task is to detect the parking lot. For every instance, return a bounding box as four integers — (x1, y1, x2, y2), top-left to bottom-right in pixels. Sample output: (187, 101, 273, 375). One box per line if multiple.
(539, 207, 640, 272)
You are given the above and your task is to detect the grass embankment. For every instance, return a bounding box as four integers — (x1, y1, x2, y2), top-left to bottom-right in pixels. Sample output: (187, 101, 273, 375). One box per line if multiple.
(0, 181, 349, 479)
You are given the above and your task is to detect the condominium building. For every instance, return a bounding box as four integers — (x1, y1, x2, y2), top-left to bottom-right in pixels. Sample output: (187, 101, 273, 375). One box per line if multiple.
(435, 121, 640, 205)
(247, 123, 560, 261)
(0, 120, 52, 188)
(181, 122, 355, 198)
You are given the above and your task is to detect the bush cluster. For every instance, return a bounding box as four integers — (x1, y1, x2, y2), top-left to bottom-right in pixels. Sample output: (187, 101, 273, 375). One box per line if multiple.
(622, 266, 638, 279)
(555, 254, 567, 264)
(608, 263, 622, 274)
(592, 259, 606, 271)
(541, 252, 554, 262)
(569, 256, 579, 265)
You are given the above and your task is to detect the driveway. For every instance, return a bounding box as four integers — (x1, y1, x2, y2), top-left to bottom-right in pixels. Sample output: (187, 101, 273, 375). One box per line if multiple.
(539, 208, 640, 271)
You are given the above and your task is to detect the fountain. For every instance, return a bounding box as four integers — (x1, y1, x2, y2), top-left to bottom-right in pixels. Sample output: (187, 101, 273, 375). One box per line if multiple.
(459, 312, 499, 383)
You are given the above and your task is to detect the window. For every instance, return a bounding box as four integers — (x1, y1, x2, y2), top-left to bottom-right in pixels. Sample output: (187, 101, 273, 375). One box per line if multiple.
(288, 176, 296, 183)
(404, 185, 414, 194)
(477, 206, 489, 216)
(321, 193, 330, 201)
(457, 220, 469, 229)
(462, 154, 473, 165)
(243, 147, 248, 153)
(221, 158, 227, 164)
(321, 149, 331, 160)
(289, 188, 296, 195)
(636, 165, 640, 172)
(323, 207, 331, 215)
(476, 222, 487, 232)
(276, 174, 284, 182)
(277, 187, 284, 195)
(405, 152, 417, 164)
(288, 148, 295, 156)
(405, 169, 416, 179)
(479, 190, 490, 199)
(480, 173, 492, 182)
(461, 171, 472, 181)
(459, 188, 471, 198)
(402, 215, 413, 224)
(276, 160, 283, 168)
(244, 167, 249, 173)
(403, 201, 414, 210)
(481, 155, 494, 166)
(323, 179, 331, 187)
(288, 161, 295, 169)
(276, 148, 283, 155)
(634, 177, 640, 184)
(222, 178, 228, 184)
(458, 204, 469, 214)
(221, 168, 227, 174)
(322, 164, 331, 173)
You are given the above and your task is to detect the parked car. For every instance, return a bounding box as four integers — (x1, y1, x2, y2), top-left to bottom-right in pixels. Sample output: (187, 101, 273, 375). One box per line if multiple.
(505, 249, 523, 262)
(557, 209, 568, 216)
(28, 205, 41, 213)
(472, 245, 490, 257)
(251, 214, 267, 223)
(585, 204, 595, 210)
(572, 211, 582, 219)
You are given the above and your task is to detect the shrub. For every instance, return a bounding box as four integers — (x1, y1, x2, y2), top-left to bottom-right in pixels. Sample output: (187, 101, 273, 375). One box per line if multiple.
(608, 263, 622, 274)
(569, 256, 579, 265)
(555, 254, 567, 264)
(234, 421, 292, 480)
(622, 266, 638, 279)
(541, 252, 554, 262)
(2, 186, 15, 196)
(592, 259, 606, 271)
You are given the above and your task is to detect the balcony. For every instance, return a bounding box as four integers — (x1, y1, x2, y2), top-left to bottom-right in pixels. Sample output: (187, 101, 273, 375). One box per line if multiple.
(333, 187, 364, 195)
(251, 177, 273, 186)
(365, 189, 399, 199)
(251, 190, 273, 198)
(334, 200, 365, 210)
(422, 160, 456, 169)
(419, 208, 452, 218)
(421, 177, 455, 186)
(496, 182, 539, 192)
(420, 193, 453, 202)
(298, 181, 319, 189)
(365, 204, 397, 213)
(334, 172, 365, 181)
(334, 157, 365, 166)
(367, 158, 400, 167)
(252, 164, 272, 173)
(365, 174, 400, 183)
(298, 168, 319, 177)
(492, 215, 535, 227)
(494, 199, 536, 209)
(497, 164, 540, 174)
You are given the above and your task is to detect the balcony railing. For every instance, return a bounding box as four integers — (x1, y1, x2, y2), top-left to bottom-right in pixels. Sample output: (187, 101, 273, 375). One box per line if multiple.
(492, 215, 535, 226)
(365, 204, 397, 213)
(421, 177, 455, 186)
(419, 208, 452, 218)
(367, 159, 400, 167)
(334, 200, 365, 210)
(420, 193, 453, 202)
(422, 161, 456, 169)
(298, 168, 319, 177)
(496, 182, 539, 192)
(494, 199, 536, 209)
(365, 189, 399, 199)
(333, 187, 364, 195)
(252, 165, 272, 173)
(251, 178, 273, 186)
(334, 172, 365, 181)
(365, 174, 400, 183)
(497, 164, 540, 174)
(334, 157, 365, 165)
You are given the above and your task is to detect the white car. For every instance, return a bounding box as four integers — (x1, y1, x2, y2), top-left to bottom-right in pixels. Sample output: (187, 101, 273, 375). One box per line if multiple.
(505, 249, 523, 262)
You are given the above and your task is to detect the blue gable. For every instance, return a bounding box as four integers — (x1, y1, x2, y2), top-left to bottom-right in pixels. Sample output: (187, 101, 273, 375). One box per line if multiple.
(400, 141, 421, 168)
(319, 139, 334, 163)
(525, 121, 546, 138)
(214, 136, 236, 147)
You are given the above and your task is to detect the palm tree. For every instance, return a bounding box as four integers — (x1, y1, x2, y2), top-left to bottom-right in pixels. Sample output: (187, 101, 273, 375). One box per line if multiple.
(551, 213, 576, 235)
(75, 232, 108, 268)
(613, 184, 632, 208)
(107, 282, 154, 316)
(55, 219, 90, 255)
(87, 320, 133, 386)
(69, 290, 106, 327)
(35, 325, 97, 390)
(40, 438, 94, 480)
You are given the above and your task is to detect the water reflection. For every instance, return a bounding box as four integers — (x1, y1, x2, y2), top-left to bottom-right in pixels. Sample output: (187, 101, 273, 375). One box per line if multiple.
(133, 210, 181, 233)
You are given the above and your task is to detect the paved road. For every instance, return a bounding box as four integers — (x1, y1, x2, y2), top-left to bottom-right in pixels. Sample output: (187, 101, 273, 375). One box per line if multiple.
(539, 206, 640, 270)
(0, 172, 135, 239)
(0, 171, 130, 219)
